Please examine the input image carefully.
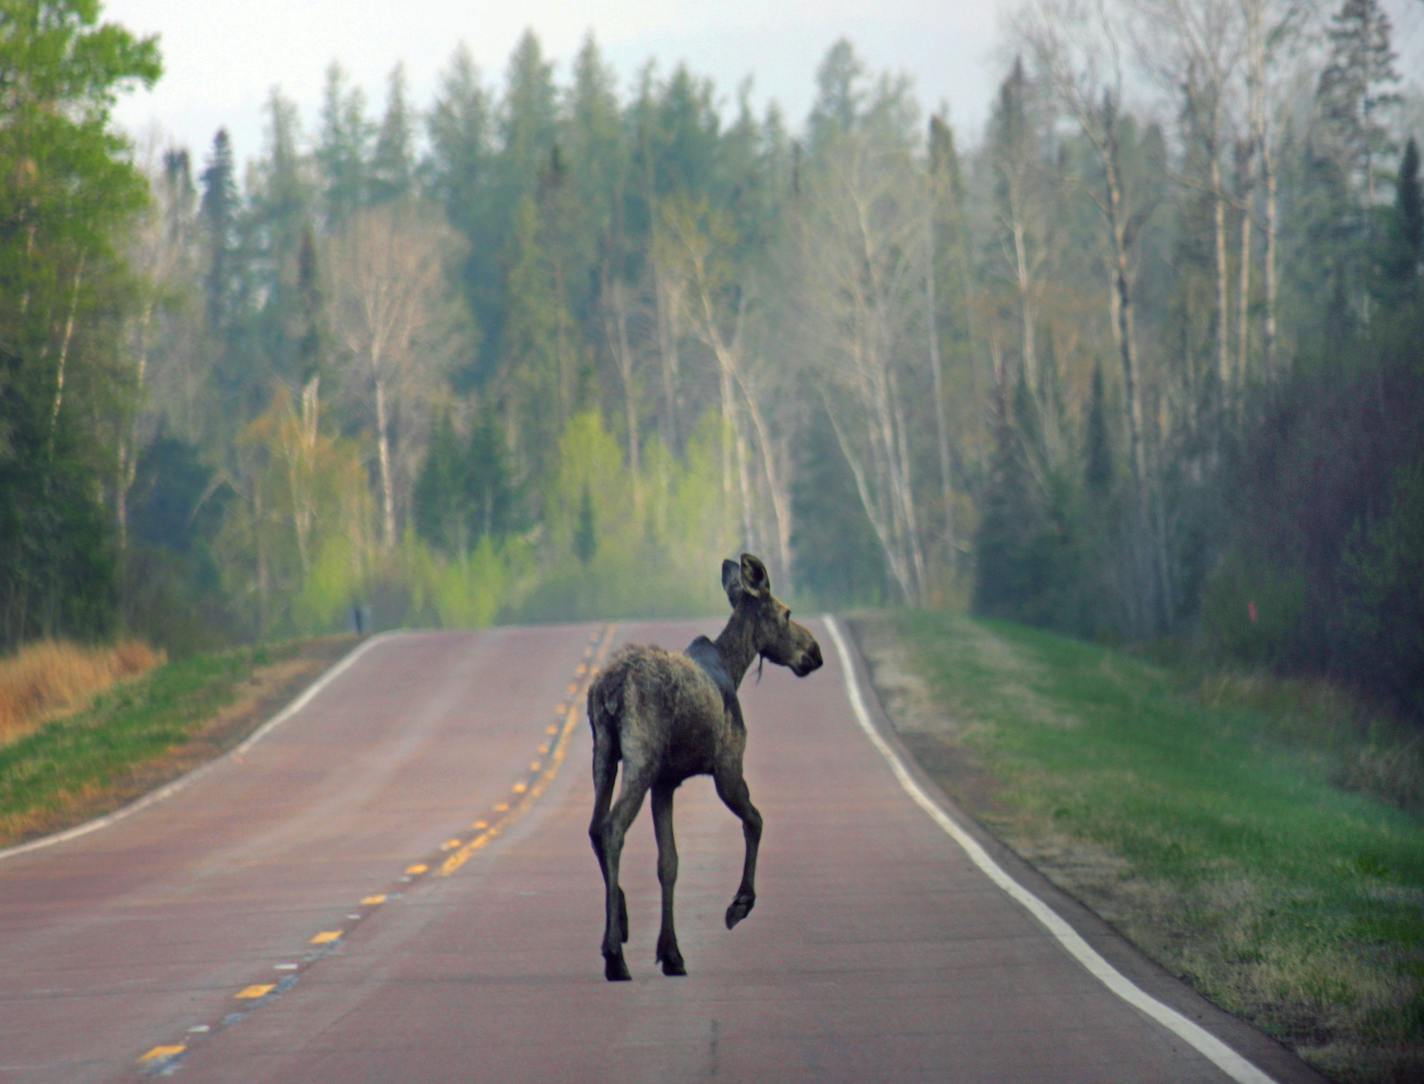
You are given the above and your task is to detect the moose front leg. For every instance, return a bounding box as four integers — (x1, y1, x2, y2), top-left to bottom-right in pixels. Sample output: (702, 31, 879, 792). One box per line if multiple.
(714, 767, 762, 929)
(650, 783, 686, 976)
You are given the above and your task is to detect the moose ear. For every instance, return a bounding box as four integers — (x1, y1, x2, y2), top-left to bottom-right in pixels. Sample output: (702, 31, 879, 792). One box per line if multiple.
(739, 553, 771, 598)
(722, 559, 743, 605)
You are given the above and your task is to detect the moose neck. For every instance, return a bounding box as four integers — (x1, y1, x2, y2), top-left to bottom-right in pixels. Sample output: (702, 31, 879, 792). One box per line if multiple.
(712, 606, 762, 689)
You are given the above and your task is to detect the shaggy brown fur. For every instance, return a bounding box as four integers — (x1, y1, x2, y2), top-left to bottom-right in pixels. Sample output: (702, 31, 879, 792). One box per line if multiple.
(586, 553, 822, 981)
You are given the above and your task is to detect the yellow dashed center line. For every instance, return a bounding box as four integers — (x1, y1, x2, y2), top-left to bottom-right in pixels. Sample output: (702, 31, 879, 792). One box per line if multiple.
(137, 623, 620, 1068)
(439, 623, 617, 878)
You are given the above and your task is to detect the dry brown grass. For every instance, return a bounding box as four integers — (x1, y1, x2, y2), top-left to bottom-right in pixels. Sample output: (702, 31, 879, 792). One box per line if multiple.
(0, 639, 165, 745)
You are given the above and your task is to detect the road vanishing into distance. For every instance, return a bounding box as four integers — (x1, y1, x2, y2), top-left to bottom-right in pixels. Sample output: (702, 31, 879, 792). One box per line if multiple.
(0, 619, 1321, 1083)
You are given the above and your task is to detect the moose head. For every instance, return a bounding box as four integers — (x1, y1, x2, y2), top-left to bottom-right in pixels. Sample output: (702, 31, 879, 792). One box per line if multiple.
(722, 553, 823, 678)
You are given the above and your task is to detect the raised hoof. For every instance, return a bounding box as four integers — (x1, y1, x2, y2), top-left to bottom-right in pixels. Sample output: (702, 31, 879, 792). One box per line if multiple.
(604, 952, 631, 982)
(619, 889, 629, 944)
(725, 893, 755, 929)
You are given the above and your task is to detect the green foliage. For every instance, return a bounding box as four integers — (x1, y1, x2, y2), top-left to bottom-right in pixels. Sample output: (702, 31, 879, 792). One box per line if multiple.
(1341, 461, 1424, 716)
(0, 0, 160, 649)
(1204, 309, 1424, 716)
(0, 638, 300, 842)
(883, 610, 1424, 1080)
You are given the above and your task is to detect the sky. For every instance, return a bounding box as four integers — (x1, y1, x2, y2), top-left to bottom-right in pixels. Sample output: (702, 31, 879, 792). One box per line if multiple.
(102, 0, 1424, 170)
(104, 0, 1011, 166)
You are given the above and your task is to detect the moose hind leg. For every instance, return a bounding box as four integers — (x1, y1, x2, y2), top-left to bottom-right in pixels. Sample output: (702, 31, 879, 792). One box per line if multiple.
(714, 768, 762, 929)
(650, 784, 686, 976)
(600, 770, 650, 981)
(588, 734, 628, 949)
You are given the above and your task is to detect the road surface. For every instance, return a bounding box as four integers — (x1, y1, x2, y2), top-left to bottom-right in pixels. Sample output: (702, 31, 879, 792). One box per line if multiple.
(0, 619, 1318, 1082)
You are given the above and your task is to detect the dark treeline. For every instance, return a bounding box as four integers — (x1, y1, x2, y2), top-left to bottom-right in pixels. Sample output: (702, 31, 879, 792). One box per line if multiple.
(2, 0, 1421, 715)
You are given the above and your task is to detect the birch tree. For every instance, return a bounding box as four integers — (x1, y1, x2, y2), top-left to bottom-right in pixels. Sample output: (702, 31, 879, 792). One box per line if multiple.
(327, 204, 462, 549)
(793, 132, 930, 603)
(657, 196, 797, 588)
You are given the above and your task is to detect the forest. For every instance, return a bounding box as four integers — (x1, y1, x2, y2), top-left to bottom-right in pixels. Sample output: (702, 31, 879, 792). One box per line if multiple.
(1, 0, 1421, 717)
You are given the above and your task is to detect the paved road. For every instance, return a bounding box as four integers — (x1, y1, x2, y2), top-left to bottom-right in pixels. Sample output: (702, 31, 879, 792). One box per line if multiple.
(0, 619, 1316, 1082)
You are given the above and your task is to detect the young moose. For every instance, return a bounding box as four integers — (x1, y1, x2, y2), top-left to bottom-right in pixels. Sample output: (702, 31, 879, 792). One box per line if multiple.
(586, 554, 823, 981)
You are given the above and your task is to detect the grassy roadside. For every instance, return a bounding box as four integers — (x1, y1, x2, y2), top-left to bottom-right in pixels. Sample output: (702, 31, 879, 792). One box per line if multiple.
(852, 610, 1424, 1084)
(0, 636, 355, 849)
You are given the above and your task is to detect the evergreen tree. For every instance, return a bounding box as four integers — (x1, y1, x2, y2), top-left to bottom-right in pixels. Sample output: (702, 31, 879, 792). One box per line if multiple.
(498, 31, 558, 194)
(1317, 0, 1402, 208)
(807, 39, 866, 152)
(371, 64, 415, 205)
(500, 191, 572, 483)
(575, 482, 597, 566)
(562, 33, 626, 322)
(413, 414, 468, 554)
(250, 90, 314, 387)
(1378, 135, 1422, 305)
(316, 62, 373, 225)
(425, 42, 494, 373)
(199, 128, 241, 333)
(1084, 360, 1114, 496)
(293, 225, 325, 390)
(0, 0, 161, 647)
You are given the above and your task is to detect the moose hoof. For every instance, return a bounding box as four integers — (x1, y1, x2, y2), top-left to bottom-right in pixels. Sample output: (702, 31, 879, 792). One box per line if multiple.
(725, 893, 755, 929)
(657, 945, 687, 976)
(604, 951, 631, 982)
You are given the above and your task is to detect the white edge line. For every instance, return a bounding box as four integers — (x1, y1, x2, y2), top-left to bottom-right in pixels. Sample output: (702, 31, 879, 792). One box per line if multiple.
(822, 615, 1277, 1084)
(0, 632, 399, 865)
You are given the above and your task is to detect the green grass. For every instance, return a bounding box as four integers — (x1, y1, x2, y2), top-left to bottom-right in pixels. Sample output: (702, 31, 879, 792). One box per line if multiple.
(0, 643, 285, 845)
(873, 611, 1424, 1083)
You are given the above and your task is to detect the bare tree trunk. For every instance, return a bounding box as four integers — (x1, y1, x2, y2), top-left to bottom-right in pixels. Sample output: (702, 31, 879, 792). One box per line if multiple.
(1263, 143, 1278, 377)
(116, 299, 155, 555)
(1236, 182, 1252, 387)
(652, 259, 683, 452)
(1013, 219, 1038, 392)
(925, 216, 956, 575)
(288, 375, 321, 574)
(603, 278, 641, 511)
(1105, 156, 1147, 502)
(888, 366, 929, 599)
(374, 373, 396, 549)
(1211, 155, 1231, 392)
(822, 403, 917, 602)
(48, 256, 86, 447)
(254, 477, 269, 636)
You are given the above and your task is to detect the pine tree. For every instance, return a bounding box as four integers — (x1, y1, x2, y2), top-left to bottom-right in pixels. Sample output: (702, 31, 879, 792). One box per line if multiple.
(0, 0, 161, 646)
(807, 39, 866, 153)
(1378, 136, 1422, 305)
(370, 64, 415, 205)
(316, 63, 373, 225)
(498, 31, 558, 194)
(250, 91, 314, 388)
(1084, 361, 1114, 496)
(414, 414, 467, 555)
(426, 43, 493, 351)
(199, 128, 240, 333)
(1317, 0, 1402, 209)
(466, 404, 519, 541)
(575, 482, 597, 566)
